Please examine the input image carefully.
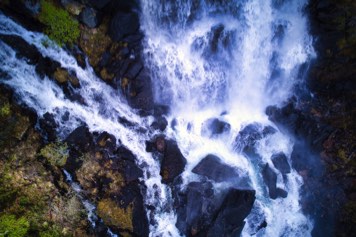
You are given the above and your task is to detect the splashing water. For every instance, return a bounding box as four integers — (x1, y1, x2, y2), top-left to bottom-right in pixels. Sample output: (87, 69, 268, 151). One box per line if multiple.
(140, 0, 315, 236)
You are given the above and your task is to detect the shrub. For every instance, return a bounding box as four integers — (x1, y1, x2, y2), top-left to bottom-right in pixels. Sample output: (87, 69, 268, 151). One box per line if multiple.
(38, 0, 80, 46)
(0, 214, 29, 237)
(39, 142, 69, 167)
(0, 102, 11, 117)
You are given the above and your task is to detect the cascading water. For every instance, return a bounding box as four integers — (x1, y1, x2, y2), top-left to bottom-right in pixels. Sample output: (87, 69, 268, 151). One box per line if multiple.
(0, 0, 316, 235)
(0, 12, 180, 236)
(141, 0, 315, 236)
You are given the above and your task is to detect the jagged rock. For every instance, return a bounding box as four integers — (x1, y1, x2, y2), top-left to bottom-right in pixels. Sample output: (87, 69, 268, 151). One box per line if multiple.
(192, 154, 239, 183)
(271, 152, 291, 174)
(235, 123, 276, 153)
(96, 131, 116, 152)
(176, 181, 222, 235)
(39, 112, 58, 142)
(150, 117, 168, 131)
(79, 7, 102, 28)
(65, 125, 93, 153)
(160, 139, 186, 184)
(201, 118, 231, 137)
(262, 164, 287, 199)
(207, 189, 256, 237)
(0, 34, 40, 64)
(109, 11, 140, 41)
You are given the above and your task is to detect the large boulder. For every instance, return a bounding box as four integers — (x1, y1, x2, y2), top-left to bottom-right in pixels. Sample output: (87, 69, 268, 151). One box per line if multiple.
(207, 189, 256, 237)
(192, 154, 239, 183)
(109, 11, 140, 42)
(234, 123, 276, 153)
(176, 181, 224, 235)
(271, 152, 291, 174)
(160, 139, 187, 184)
(262, 164, 287, 199)
(79, 7, 102, 28)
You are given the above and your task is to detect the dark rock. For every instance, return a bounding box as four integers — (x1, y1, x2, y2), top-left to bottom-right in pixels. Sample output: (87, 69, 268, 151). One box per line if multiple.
(0, 34, 40, 64)
(176, 181, 222, 235)
(207, 189, 256, 237)
(109, 11, 140, 42)
(96, 131, 116, 152)
(151, 117, 168, 131)
(38, 112, 58, 142)
(271, 152, 291, 174)
(127, 69, 154, 112)
(234, 123, 264, 152)
(201, 118, 231, 137)
(104, 0, 139, 13)
(116, 146, 143, 182)
(160, 139, 186, 184)
(124, 60, 143, 79)
(65, 125, 93, 152)
(79, 7, 102, 28)
(86, 0, 111, 9)
(36, 56, 61, 78)
(192, 154, 239, 183)
(262, 164, 287, 199)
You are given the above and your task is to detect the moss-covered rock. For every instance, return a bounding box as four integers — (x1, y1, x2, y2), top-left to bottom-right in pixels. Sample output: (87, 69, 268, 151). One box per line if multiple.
(53, 68, 80, 87)
(39, 141, 69, 167)
(97, 199, 133, 232)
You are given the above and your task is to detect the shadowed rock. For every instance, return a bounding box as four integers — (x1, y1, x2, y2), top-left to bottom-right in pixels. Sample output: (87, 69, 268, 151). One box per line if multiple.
(271, 152, 291, 174)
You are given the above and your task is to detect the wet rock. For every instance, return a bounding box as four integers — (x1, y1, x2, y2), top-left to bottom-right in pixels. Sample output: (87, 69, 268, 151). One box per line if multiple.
(127, 69, 154, 113)
(271, 152, 291, 174)
(234, 123, 276, 153)
(160, 139, 186, 184)
(150, 116, 168, 131)
(192, 154, 239, 183)
(201, 118, 231, 137)
(35, 56, 61, 78)
(65, 125, 93, 153)
(262, 164, 287, 199)
(176, 181, 222, 235)
(0, 34, 40, 64)
(62, 0, 84, 15)
(39, 112, 58, 142)
(207, 189, 256, 237)
(79, 7, 102, 28)
(53, 68, 80, 87)
(96, 131, 116, 152)
(109, 11, 140, 42)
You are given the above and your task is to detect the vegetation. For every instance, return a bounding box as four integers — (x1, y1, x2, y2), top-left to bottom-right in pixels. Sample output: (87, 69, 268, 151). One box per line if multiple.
(38, 0, 80, 46)
(0, 215, 29, 237)
(0, 102, 10, 117)
(39, 142, 69, 167)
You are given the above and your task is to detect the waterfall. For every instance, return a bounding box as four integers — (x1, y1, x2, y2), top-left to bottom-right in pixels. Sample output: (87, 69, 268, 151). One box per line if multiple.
(0, 0, 316, 235)
(141, 0, 315, 236)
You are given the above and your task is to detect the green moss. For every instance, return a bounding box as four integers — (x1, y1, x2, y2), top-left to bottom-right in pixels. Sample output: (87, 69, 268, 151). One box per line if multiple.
(97, 199, 133, 232)
(0, 214, 29, 237)
(39, 142, 69, 167)
(0, 102, 11, 117)
(38, 0, 80, 46)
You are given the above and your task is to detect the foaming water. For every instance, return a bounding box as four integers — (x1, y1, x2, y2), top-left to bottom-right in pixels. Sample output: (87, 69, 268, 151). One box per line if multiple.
(0, 13, 181, 236)
(141, 0, 314, 236)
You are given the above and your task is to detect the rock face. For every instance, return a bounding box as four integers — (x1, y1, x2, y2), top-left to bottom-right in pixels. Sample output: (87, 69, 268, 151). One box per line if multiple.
(271, 152, 291, 174)
(175, 181, 256, 237)
(192, 154, 239, 183)
(109, 11, 140, 42)
(79, 7, 102, 28)
(262, 164, 287, 199)
(160, 139, 187, 184)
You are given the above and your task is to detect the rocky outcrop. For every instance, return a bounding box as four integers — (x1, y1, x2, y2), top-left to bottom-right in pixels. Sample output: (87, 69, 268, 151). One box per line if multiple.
(0, 87, 92, 236)
(175, 181, 255, 237)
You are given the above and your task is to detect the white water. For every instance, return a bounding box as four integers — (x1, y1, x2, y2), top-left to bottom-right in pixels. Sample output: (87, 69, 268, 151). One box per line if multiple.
(0, 0, 315, 235)
(141, 0, 315, 236)
(0, 13, 180, 237)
